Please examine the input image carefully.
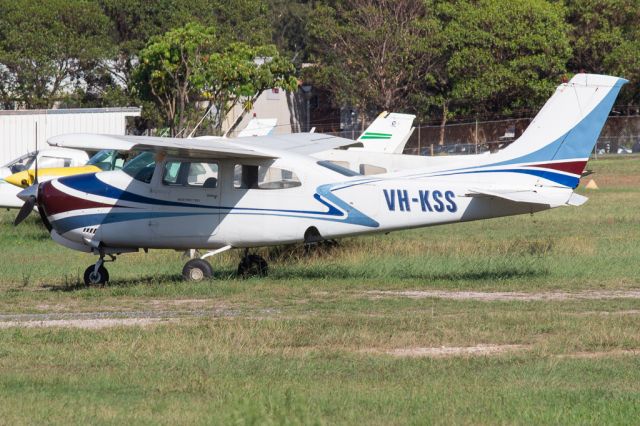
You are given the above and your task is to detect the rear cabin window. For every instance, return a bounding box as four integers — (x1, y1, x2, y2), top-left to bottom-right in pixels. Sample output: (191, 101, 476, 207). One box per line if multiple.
(316, 160, 362, 177)
(163, 161, 219, 188)
(39, 156, 71, 168)
(359, 164, 387, 175)
(234, 164, 301, 189)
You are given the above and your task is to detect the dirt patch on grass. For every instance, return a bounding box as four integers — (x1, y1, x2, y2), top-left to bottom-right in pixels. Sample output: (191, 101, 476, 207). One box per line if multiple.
(366, 290, 640, 301)
(571, 310, 640, 317)
(0, 317, 177, 329)
(371, 344, 529, 358)
(557, 349, 640, 359)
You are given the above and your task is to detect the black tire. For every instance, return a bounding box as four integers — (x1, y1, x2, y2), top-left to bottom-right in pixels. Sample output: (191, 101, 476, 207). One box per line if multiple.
(237, 254, 268, 278)
(182, 259, 213, 282)
(84, 265, 109, 286)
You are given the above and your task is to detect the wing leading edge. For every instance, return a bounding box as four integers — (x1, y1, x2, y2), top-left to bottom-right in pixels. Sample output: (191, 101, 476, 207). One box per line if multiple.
(48, 133, 360, 159)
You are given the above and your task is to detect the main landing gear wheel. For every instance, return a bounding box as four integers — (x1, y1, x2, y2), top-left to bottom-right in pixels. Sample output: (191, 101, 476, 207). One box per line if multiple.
(84, 264, 109, 286)
(237, 254, 268, 278)
(182, 258, 214, 282)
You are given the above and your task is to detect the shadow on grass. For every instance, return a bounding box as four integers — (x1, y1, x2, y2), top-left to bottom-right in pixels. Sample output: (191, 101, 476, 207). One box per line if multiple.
(40, 263, 548, 291)
(271, 266, 549, 282)
(41, 269, 239, 292)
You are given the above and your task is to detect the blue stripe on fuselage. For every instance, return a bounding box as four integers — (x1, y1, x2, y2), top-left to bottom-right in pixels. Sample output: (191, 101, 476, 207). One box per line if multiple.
(434, 168, 580, 188)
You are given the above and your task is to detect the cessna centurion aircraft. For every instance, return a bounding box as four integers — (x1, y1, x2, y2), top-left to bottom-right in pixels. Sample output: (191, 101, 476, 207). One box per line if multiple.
(15, 74, 625, 285)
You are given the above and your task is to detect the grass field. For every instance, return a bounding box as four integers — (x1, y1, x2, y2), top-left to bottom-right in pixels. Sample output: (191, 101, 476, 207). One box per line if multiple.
(0, 155, 639, 424)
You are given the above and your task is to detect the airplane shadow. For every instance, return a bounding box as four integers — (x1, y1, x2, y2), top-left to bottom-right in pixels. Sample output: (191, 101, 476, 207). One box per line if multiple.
(272, 267, 548, 282)
(42, 269, 238, 292)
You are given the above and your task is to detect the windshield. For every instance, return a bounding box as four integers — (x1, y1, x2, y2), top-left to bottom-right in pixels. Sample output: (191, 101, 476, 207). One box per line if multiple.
(122, 152, 156, 183)
(317, 160, 361, 177)
(3, 152, 36, 173)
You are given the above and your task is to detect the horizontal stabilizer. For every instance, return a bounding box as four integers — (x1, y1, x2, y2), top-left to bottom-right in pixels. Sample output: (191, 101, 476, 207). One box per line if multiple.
(566, 193, 588, 206)
(466, 188, 550, 205)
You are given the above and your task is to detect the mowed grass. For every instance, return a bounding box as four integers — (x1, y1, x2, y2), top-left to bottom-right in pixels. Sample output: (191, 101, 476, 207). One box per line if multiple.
(0, 155, 639, 424)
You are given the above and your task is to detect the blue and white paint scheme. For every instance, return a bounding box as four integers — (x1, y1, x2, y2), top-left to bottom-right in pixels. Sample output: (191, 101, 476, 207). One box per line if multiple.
(24, 74, 625, 283)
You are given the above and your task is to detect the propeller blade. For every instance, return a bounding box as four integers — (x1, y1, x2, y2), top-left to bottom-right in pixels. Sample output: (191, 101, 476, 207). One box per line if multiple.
(14, 196, 36, 226)
(17, 184, 38, 202)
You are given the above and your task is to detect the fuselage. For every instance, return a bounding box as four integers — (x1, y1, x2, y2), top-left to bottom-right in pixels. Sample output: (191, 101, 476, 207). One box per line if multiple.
(36, 151, 577, 253)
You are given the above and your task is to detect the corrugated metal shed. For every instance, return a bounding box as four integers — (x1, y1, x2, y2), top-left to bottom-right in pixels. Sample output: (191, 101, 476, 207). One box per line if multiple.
(0, 107, 141, 164)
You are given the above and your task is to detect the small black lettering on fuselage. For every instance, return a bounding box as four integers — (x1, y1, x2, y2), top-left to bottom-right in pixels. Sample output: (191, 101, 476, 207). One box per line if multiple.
(383, 189, 457, 213)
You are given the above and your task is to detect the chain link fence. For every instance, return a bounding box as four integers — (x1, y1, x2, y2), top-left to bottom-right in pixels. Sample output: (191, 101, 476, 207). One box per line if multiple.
(321, 114, 640, 156)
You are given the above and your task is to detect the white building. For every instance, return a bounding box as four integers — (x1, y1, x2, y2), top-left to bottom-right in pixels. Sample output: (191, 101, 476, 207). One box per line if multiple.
(0, 107, 140, 164)
(222, 89, 302, 137)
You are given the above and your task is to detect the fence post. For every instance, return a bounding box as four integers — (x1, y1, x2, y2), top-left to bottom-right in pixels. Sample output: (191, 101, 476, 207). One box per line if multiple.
(475, 117, 478, 154)
(417, 121, 421, 155)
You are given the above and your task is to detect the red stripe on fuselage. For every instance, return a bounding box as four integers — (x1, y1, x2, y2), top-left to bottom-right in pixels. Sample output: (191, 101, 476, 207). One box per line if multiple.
(39, 181, 117, 217)
(528, 160, 587, 175)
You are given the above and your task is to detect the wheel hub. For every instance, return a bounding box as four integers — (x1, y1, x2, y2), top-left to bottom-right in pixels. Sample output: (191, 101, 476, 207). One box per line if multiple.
(190, 268, 204, 281)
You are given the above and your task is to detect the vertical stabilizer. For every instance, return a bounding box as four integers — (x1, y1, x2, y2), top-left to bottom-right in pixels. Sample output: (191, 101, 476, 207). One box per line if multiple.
(358, 112, 416, 154)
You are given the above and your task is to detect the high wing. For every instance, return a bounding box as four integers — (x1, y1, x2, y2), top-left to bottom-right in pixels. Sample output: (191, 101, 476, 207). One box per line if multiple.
(48, 133, 360, 159)
(234, 133, 361, 155)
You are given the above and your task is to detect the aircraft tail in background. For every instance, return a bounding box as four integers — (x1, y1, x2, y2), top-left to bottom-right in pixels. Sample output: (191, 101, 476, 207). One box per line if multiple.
(357, 112, 416, 154)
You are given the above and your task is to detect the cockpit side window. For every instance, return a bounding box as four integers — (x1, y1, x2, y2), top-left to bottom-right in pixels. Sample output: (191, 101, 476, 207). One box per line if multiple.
(88, 150, 131, 171)
(163, 160, 218, 188)
(123, 152, 156, 183)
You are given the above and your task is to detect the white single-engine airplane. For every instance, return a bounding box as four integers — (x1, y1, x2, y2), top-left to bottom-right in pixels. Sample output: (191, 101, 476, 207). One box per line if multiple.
(15, 74, 625, 285)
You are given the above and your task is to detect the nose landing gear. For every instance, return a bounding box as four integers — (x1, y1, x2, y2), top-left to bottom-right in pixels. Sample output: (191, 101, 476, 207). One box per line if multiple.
(83, 254, 115, 286)
(182, 258, 213, 281)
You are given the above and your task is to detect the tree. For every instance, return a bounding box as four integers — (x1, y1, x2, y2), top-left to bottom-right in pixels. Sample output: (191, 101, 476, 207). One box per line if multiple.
(307, 0, 444, 116)
(199, 44, 298, 134)
(97, 0, 274, 126)
(0, 0, 112, 108)
(97, 0, 192, 93)
(133, 23, 217, 136)
(439, 0, 572, 119)
(133, 23, 297, 136)
(565, 0, 640, 106)
(267, 0, 315, 65)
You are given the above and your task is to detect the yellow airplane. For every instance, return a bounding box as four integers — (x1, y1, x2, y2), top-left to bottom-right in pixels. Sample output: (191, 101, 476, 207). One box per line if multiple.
(5, 149, 130, 188)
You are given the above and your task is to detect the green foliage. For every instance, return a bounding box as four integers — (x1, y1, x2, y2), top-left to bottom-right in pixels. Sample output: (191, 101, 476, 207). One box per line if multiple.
(566, 0, 640, 105)
(307, 0, 572, 122)
(440, 0, 572, 118)
(0, 0, 638, 123)
(0, 0, 112, 108)
(268, 0, 315, 64)
(307, 0, 443, 114)
(134, 22, 296, 136)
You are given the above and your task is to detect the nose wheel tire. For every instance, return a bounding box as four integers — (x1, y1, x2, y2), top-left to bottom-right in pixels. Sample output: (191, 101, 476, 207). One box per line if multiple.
(83, 265, 109, 286)
(237, 254, 268, 278)
(182, 259, 214, 282)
